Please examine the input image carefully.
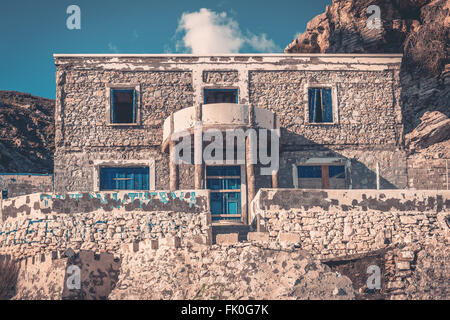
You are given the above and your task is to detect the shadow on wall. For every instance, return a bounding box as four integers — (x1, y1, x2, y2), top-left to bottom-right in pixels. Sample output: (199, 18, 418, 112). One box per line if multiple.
(277, 129, 401, 190)
(62, 249, 121, 300)
(0, 255, 19, 300)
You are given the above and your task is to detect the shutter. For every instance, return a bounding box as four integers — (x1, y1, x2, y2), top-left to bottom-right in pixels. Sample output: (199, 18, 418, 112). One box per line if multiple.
(132, 89, 136, 123)
(111, 90, 116, 123)
(322, 89, 333, 122)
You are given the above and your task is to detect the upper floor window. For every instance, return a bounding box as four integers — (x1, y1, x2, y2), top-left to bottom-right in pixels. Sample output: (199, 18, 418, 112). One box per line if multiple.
(111, 89, 136, 124)
(308, 87, 333, 123)
(204, 88, 238, 104)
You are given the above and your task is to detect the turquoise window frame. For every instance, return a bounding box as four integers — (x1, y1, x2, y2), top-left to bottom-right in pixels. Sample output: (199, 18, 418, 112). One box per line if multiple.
(110, 89, 136, 124)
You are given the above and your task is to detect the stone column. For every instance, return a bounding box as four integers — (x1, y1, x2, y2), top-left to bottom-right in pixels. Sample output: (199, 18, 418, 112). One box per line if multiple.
(246, 132, 256, 225)
(271, 115, 280, 189)
(169, 113, 178, 191)
(194, 104, 203, 189)
(272, 171, 278, 188)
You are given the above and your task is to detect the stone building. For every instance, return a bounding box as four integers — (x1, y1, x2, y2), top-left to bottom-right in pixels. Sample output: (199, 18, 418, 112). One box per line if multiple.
(53, 53, 405, 224)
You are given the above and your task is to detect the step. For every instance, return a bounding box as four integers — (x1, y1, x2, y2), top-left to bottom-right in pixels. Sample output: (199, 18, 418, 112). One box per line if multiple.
(211, 224, 250, 244)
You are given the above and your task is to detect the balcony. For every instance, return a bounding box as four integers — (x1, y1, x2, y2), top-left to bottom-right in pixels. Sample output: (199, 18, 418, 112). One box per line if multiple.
(162, 103, 277, 149)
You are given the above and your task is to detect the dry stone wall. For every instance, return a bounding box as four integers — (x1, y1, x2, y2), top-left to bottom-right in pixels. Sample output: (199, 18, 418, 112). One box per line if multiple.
(407, 157, 449, 190)
(0, 174, 53, 198)
(251, 189, 450, 259)
(0, 190, 211, 261)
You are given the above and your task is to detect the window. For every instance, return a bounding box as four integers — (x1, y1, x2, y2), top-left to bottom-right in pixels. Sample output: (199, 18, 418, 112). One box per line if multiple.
(204, 88, 238, 104)
(111, 89, 136, 124)
(100, 167, 149, 190)
(308, 88, 333, 123)
(297, 164, 346, 189)
(206, 166, 241, 221)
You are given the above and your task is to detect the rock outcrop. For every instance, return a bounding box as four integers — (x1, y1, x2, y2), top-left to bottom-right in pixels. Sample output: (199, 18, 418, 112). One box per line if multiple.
(0, 91, 55, 173)
(406, 111, 450, 156)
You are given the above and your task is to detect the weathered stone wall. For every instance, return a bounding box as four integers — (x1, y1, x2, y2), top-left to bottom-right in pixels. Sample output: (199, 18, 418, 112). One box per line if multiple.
(203, 70, 239, 84)
(249, 70, 402, 147)
(407, 157, 449, 190)
(0, 190, 211, 261)
(54, 54, 404, 192)
(109, 242, 355, 300)
(0, 174, 53, 198)
(251, 189, 450, 259)
(54, 67, 193, 192)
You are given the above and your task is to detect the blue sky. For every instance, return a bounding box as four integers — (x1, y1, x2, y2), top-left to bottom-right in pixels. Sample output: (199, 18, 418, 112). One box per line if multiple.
(0, 0, 331, 99)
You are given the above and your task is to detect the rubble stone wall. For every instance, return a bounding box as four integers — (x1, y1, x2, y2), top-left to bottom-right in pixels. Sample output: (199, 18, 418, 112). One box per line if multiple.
(252, 189, 450, 259)
(0, 190, 211, 261)
(0, 174, 53, 198)
(407, 157, 449, 190)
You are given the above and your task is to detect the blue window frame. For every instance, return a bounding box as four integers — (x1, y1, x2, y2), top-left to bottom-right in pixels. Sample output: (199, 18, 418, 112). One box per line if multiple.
(100, 167, 149, 190)
(206, 165, 241, 221)
(204, 88, 238, 104)
(298, 165, 322, 178)
(329, 165, 345, 179)
(308, 88, 333, 123)
(111, 89, 136, 123)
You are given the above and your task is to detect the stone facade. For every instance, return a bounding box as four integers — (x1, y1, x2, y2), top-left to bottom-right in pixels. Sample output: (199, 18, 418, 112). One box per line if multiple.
(54, 54, 405, 200)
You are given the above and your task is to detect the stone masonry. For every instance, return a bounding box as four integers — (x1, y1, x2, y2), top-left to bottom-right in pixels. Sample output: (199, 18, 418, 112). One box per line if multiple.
(54, 54, 405, 193)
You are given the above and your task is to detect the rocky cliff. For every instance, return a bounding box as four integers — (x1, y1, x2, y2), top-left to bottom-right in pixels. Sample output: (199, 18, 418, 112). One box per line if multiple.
(286, 0, 449, 158)
(0, 91, 55, 173)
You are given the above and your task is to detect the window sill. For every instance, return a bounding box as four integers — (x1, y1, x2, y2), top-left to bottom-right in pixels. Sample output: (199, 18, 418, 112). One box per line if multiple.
(305, 122, 338, 126)
(107, 123, 141, 127)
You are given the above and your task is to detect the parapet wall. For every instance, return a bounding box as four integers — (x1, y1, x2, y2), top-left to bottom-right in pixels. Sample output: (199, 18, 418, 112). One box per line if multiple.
(251, 189, 450, 259)
(0, 173, 53, 198)
(0, 190, 211, 260)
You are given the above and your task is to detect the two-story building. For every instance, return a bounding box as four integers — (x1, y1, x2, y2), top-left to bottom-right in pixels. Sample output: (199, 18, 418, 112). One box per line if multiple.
(53, 53, 406, 224)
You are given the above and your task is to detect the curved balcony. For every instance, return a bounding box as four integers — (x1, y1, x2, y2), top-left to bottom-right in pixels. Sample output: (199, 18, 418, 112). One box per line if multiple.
(162, 103, 277, 150)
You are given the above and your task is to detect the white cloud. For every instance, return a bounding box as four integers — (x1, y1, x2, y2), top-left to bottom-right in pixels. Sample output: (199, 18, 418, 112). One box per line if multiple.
(246, 33, 278, 53)
(175, 8, 280, 54)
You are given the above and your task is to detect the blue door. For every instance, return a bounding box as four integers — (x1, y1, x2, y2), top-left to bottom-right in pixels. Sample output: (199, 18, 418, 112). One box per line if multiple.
(206, 166, 241, 221)
(100, 167, 149, 190)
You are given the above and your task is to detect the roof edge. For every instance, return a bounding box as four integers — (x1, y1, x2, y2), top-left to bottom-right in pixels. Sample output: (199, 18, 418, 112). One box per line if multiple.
(53, 53, 403, 58)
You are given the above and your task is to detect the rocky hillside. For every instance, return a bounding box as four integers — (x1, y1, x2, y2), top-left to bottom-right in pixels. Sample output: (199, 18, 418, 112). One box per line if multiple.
(0, 91, 55, 173)
(286, 0, 449, 156)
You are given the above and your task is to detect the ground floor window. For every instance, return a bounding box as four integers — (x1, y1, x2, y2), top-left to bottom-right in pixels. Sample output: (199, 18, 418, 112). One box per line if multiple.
(206, 165, 241, 221)
(297, 164, 346, 189)
(100, 167, 149, 190)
